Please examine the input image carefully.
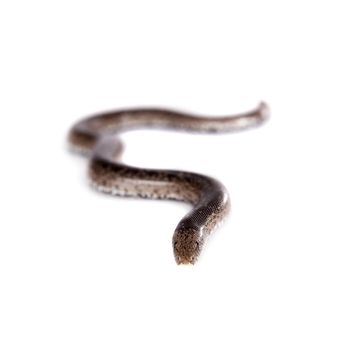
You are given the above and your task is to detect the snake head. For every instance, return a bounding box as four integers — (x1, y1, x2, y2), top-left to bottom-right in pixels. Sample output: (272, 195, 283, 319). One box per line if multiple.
(173, 226, 205, 265)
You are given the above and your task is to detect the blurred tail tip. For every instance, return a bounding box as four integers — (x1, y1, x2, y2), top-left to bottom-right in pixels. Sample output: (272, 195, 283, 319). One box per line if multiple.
(258, 101, 270, 121)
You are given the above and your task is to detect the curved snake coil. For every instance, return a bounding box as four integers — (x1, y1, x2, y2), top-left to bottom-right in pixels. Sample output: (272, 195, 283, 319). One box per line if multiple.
(68, 102, 269, 264)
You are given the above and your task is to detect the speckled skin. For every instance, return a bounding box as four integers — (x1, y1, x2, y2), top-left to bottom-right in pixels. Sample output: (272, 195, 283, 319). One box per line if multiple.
(68, 103, 269, 264)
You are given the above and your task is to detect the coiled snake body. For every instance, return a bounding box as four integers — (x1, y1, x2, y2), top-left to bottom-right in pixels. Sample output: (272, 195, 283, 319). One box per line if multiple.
(68, 102, 269, 264)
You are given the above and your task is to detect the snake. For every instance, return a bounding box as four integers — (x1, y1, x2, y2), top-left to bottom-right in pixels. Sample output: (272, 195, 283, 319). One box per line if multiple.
(67, 102, 269, 264)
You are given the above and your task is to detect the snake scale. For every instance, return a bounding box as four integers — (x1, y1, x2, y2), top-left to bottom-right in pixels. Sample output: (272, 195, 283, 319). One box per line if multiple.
(68, 102, 269, 264)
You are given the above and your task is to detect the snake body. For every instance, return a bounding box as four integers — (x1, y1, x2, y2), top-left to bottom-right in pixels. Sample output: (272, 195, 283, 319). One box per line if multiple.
(68, 102, 269, 264)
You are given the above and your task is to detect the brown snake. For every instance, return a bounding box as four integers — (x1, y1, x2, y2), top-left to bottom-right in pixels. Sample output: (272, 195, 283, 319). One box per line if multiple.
(67, 102, 269, 264)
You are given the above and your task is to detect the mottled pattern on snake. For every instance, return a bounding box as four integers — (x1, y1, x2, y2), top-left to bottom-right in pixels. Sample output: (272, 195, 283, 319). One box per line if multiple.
(67, 102, 269, 264)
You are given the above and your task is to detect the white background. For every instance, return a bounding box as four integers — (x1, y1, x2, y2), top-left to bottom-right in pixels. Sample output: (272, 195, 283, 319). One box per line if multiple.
(0, 1, 349, 349)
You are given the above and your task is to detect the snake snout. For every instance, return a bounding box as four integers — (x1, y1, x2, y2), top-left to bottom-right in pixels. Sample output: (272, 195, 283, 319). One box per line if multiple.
(176, 255, 196, 265)
(173, 227, 204, 265)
